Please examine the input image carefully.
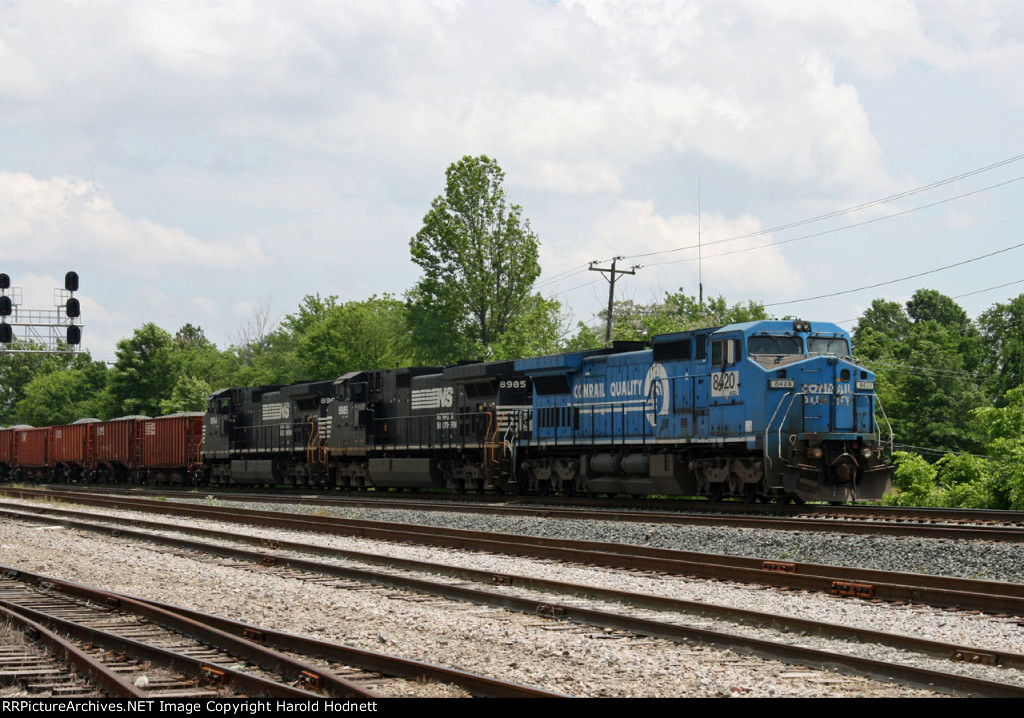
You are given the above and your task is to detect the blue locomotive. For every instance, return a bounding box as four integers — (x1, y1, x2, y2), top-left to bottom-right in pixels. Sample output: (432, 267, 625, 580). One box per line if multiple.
(513, 319, 891, 502)
(200, 318, 891, 503)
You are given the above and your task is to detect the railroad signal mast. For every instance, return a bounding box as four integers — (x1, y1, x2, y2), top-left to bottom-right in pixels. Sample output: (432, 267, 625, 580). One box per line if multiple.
(0, 271, 84, 354)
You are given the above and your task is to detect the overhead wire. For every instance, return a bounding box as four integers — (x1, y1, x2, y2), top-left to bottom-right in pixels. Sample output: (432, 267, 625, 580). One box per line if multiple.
(892, 443, 991, 459)
(833, 277, 1024, 327)
(862, 359, 987, 383)
(535, 154, 1024, 311)
(634, 173, 1024, 268)
(763, 240, 1024, 308)
(621, 153, 1024, 261)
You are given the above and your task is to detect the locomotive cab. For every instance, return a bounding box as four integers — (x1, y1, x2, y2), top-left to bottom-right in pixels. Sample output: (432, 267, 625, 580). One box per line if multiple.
(752, 320, 892, 503)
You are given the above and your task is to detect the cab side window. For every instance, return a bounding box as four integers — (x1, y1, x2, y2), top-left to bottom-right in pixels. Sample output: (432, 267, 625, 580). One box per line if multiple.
(711, 339, 740, 367)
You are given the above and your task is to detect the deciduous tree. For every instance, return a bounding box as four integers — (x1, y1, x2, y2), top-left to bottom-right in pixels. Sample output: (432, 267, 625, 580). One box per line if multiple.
(408, 155, 543, 363)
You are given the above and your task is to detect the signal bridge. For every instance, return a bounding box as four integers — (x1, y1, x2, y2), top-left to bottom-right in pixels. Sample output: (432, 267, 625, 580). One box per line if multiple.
(0, 271, 84, 354)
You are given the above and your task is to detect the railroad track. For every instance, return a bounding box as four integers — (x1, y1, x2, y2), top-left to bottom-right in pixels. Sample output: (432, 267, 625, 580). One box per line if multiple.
(30, 485, 1024, 542)
(3, 489, 1022, 615)
(1, 499, 1023, 696)
(0, 565, 561, 699)
(0, 570, 351, 698)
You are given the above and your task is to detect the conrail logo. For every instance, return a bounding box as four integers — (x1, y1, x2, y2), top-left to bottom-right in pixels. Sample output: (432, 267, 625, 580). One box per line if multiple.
(802, 382, 851, 395)
(570, 363, 668, 428)
(644, 362, 669, 427)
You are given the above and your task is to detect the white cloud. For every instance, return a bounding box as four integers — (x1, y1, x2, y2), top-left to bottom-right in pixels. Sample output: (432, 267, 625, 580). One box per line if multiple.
(2, 0, 1022, 356)
(553, 199, 803, 303)
(0, 172, 270, 271)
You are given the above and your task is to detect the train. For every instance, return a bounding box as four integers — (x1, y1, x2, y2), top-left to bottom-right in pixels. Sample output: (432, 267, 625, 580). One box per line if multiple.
(0, 319, 893, 503)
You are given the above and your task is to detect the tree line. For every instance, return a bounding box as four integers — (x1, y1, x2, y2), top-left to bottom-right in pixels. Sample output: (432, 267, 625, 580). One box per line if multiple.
(2, 155, 1022, 507)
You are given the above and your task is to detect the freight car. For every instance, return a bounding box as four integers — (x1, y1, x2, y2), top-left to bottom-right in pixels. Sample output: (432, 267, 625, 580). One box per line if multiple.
(0, 414, 203, 484)
(0, 319, 892, 503)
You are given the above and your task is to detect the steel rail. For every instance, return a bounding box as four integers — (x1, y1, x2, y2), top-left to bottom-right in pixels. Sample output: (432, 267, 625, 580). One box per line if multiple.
(23, 485, 1024, 539)
(4, 491, 1024, 614)
(0, 603, 142, 697)
(2, 508, 1023, 696)
(0, 587, 325, 698)
(1, 557, 561, 699)
(112, 596, 565, 699)
(8, 573, 381, 699)
(3, 504, 1022, 671)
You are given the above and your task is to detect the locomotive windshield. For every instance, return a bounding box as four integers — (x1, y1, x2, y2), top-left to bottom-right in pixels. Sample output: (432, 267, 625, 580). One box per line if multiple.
(748, 334, 803, 356)
(808, 336, 851, 357)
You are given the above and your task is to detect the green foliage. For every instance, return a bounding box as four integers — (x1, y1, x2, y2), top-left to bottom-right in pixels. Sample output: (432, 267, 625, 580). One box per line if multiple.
(487, 294, 567, 360)
(854, 290, 986, 454)
(0, 350, 82, 425)
(886, 386, 1024, 509)
(933, 453, 995, 508)
(883, 450, 996, 508)
(231, 293, 417, 384)
(103, 322, 181, 417)
(970, 386, 1024, 509)
(159, 374, 213, 414)
(564, 322, 605, 352)
(298, 294, 413, 377)
(3, 321, 237, 425)
(883, 451, 940, 506)
(587, 288, 767, 344)
(12, 353, 108, 426)
(408, 155, 543, 362)
(978, 294, 1024, 402)
(989, 441, 1024, 510)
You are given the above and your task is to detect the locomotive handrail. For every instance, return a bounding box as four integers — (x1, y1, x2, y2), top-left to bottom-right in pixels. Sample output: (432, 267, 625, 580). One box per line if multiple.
(500, 410, 525, 457)
(874, 395, 895, 455)
(304, 420, 316, 464)
(769, 391, 806, 463)
(489, 409, 504, 462)
(779, 392, 807, 460)
(484, 410, 495, 466)
(763, 391, 793, 470)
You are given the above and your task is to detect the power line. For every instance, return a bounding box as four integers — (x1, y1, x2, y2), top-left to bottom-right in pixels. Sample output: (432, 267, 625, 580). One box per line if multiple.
(764, 240, 1024, 308)
(952, 278, 1024, 300)
(892, 443, 990, 460)
(623, 152, 1024, 262)
(863, 359, 987, 383)
(546, 278, 603, 298)
(833, 278, 1024, 326)
(538, 153, 1024, 302)
(637, 174, 1024, 268)
(589, 257, 640, 343)
(535, 263, 592, 289)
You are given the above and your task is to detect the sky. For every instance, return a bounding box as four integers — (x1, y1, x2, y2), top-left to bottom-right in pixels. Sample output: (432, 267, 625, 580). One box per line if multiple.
(1, 0, 1022, 362)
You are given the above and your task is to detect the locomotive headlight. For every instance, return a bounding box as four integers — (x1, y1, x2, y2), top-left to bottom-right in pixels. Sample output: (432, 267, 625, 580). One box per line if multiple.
(809, 447, 823, 460)
(861, 447, 874, 459)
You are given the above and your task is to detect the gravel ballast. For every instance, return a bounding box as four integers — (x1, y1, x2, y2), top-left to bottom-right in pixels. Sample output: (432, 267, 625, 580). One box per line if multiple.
(5, 495, 1023, 697)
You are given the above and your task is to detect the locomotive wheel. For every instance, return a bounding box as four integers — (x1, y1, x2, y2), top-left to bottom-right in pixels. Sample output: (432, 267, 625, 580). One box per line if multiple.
(708, 483, 725, 502)
(741, 484, 758, 504)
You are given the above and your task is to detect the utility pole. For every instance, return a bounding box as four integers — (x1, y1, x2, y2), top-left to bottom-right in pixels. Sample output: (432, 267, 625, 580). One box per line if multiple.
(589, 257, 640, 345)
